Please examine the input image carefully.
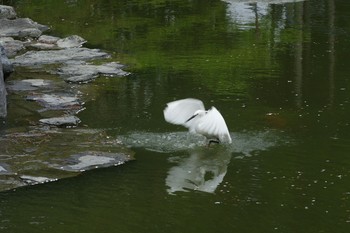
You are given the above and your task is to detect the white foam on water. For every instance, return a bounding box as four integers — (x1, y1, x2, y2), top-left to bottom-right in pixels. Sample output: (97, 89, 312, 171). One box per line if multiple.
(117, 130, 287, 155)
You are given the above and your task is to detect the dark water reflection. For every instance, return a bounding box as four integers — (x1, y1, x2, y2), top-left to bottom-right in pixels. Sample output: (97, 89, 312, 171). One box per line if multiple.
(1, 0, 350, 232)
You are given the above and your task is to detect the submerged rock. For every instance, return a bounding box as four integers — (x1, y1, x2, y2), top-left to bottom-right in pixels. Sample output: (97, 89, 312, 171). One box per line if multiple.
(26, 93, 81, 111)
(0, 128, 135, 191)
(58, 61, 130, 83)
(22, 79, 52, 87)
(58, 151, 133, 172)
(39, 115, 81, 126)
(7, 79, 52, 91)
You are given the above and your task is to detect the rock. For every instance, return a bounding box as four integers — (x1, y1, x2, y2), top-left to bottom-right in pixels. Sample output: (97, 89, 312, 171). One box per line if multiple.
(7, 79, 52, 91)
(0, 37, 24, 57)
(0, 4, 133, 192)
(28, 42, 58, 50)
(20, 175, 57, 185)
(58, 151, 133, 172)
(22, 79, 52, 87)
(57, 35, 86, 48)
(29, 35, 86, 50)
(39, 115, 81, 126)
(0, 18, 49, 38)
(0, 165, 6, 172)
(0, 61, 7, 117)
(0, 43, 14, 77)
(0, 127, 135, 191)
(28, 35, 59, 50)
(11, 47, 110, 67)
(38, 35, 60, 44)
(58, 61, 130, 83)
(0, 163, 11, 174)
(26, 93, 81, 110)
(0, 5, 17, 19)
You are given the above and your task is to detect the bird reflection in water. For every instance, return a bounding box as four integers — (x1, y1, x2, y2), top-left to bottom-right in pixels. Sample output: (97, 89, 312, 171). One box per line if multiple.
(166, 147, 232, 194)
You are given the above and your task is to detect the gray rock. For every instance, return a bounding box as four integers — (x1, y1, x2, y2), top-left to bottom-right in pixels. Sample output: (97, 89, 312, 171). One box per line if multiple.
(0, 165, 6, 172)
(22, 79, 52, 87)
(0, 18, 49, 38)
(0, 43, 14, 76)
(0, 5, 17, 19)
(57, 35, 86, 48)
(7, 79, 52, 91)
(29, 35, 86, 50)
(0, 128, 134, 191)
(38, 35, 60, 44)
(11, 47, 110, 67)
(0, 61, 7, 117)
(0, 163, 11, 174)
(59, 151, 133, 172)
(0, 37, 24, 57)
(58, 61, 130, 83)
(28, 42, 58, 50)
(26, 93, 81, 110)
(20, 175, 57, 185)
(39, 115, 81, 126)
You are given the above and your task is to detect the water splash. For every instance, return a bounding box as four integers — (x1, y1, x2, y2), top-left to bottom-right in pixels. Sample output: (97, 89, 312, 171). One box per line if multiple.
(117, 132, 206, 152)
(117, 130, 287, 156)
(231, 130, 284, 157)
(118, 130, 289, 194)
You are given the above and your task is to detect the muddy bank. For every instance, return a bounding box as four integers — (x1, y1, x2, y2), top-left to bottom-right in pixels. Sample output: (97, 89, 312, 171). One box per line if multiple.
(0, 5, 133, 191)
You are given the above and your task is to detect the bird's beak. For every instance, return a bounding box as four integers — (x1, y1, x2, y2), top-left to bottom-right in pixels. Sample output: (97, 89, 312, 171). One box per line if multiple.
(185, 114, 197, 123)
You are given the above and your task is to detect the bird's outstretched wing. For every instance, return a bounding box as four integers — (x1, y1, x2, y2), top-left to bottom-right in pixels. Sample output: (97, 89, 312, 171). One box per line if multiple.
(164, 98, 205, 126)
(195, 107, 232, 143)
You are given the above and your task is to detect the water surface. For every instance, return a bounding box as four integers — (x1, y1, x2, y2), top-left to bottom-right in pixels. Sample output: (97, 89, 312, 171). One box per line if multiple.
(1, 0, 350, 232)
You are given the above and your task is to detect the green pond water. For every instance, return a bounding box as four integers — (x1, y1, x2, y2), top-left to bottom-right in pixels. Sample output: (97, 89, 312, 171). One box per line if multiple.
(1, 0, 350, 232)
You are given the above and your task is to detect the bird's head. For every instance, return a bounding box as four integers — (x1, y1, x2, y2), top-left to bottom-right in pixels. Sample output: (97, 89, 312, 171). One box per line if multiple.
(185, 110, 206, 123)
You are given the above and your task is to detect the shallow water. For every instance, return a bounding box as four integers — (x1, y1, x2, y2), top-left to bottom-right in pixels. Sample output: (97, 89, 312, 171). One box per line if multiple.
(1, 0, 350, 232)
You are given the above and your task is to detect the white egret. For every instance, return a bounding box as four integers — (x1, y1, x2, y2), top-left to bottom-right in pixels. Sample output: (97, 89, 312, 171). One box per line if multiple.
(163, 98, 232, 145)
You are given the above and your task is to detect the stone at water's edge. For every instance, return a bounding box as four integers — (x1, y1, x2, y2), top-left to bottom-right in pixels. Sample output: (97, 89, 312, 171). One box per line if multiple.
(39, 115, 81, 127)
(26, 93, 82, 111)
(0, 44, 14, 76)
(0, 128, 135, 191)
(0, 60, 6, 117)
(57, 151, 133, 172)
(0, 37, 24, 58)
(57, 35, 86, 48)
(11, 48, 110, 66)
(0, 18, 49, 38)
(58, 61, 130, 83)
(20, 175, 58, 185)
(0, 5, 17, 19)
(0, 4, 134, 192)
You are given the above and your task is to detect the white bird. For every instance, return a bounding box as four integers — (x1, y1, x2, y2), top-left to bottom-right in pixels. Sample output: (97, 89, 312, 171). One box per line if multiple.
(163, 98, 232, 145)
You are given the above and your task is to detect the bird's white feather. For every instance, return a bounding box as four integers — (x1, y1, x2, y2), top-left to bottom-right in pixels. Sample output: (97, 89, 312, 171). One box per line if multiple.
(164, 98, 205, 126)
(195, 107, 232, 143)
(164, 98, 232, 144)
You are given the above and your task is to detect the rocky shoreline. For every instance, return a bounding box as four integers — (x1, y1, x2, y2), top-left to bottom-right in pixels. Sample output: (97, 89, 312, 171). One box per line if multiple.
(0, 5, 133, 191)
(0, 4, 129, 121)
